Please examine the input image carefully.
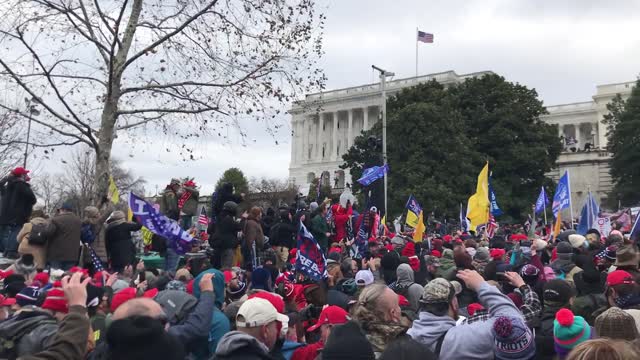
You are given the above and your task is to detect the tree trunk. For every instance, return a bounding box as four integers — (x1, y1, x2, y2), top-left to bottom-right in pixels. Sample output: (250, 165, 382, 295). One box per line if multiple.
(94, 0, 144, 202)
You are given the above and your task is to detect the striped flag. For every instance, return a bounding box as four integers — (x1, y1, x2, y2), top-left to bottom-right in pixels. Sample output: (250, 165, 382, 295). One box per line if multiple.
(417, 30, 434, 43)
(486, 214, 498, 239)
(198, 207, 209, 226)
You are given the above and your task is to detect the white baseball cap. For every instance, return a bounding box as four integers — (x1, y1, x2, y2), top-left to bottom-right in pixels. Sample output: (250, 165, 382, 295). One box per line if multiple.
(355, 270, 374, 286)
(236, 298, 289, 328)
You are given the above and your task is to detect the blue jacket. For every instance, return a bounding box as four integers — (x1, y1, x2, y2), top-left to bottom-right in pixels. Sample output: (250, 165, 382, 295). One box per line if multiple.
(194, 269, 230, 356)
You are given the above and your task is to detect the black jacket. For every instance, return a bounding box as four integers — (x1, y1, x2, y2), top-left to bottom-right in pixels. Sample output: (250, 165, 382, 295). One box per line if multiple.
(210, 214, 240, 250)
(0, 176, 36, 226)
(105, 222, 142, 270)
(534, 305, 566, 359)
(269, 219, 296, 249)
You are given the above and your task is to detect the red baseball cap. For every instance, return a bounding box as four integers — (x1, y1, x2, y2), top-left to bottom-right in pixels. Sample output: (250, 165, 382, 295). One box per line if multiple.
(606, 270, 635, 287)
(306, 305, 350, 332)
(11, 167, 30, 176)
(249, 291, 285, 314)
(398, 295, 411, 307)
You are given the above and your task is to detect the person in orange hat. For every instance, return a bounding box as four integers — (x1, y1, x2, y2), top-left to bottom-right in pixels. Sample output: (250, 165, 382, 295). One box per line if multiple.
(0, 167, 37, 259)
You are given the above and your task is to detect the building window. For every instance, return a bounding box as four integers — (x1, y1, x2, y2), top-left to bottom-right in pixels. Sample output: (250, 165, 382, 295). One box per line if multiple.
(308, 146, 312, 159)
(337, 140, 341, 156)
(322, 143, 326, 158)
(322, 121, 326, 131)
(337, 120, 340, 129)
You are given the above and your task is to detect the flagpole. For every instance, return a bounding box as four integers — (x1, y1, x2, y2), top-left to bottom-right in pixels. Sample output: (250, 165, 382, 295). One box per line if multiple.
(543, 187, 548, 227)
(415, 27, 418, 77)
(567, 171, 575, 229)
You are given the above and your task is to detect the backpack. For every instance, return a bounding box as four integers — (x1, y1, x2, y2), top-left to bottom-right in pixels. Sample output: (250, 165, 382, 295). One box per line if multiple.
(28, 223, 48, 246)
(80, 223, 97, 244)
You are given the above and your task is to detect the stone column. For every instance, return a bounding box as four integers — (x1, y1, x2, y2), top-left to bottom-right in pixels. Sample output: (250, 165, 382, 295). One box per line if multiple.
(363, 107, 369, 131)
(347, 109, 353, 148)
(316, 114, 324, 161)
(290, 117, 297, 166)
(332, 111, 338, 161)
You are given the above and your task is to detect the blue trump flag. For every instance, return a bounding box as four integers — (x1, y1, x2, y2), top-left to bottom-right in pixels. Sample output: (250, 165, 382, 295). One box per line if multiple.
(357, 164, 389, 186)
(489, 182, 503, 217)
(577, 192, 599, 235)
(535, 187, 549, 214)
(129, 193, 195, 254)
(296, 222, 328, 281)
(552, 171, 571, 218)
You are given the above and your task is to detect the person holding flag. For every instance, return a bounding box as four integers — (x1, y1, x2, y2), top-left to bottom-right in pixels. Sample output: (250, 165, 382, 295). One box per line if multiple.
(552, 170, 573, 229)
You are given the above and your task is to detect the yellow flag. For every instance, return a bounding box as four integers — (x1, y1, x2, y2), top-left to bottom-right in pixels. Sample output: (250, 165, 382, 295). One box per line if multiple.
(467, 162, 490, 230)
(413, 211, 426, 242)
(108, 176, 120, 204)
(405, 211, 419, 228)
(553, 212, 562, 240)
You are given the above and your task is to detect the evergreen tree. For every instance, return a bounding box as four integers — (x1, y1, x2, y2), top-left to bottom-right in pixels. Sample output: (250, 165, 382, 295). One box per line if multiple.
(341, 74, 561, 219)
(603, 78, 640, 206)
(215, 167, 249, 195)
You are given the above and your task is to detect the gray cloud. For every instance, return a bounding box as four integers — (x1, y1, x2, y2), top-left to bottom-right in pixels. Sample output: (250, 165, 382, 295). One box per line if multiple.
(29, 0, 640, 193)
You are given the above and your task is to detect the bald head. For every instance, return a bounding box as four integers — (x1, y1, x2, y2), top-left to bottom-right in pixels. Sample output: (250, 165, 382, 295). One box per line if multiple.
(112, 298, 164, 321)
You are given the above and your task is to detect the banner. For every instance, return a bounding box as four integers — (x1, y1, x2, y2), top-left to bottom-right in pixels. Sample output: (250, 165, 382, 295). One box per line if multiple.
(129, 193, 195, 254)
(489, 182, 503, 217)
(552, 171, 571, 218)
(296, 222, 328, 281)
(596, 217, 612, 237)
(357, 164, 389, 186)
(577, 192, 600, 235)
(535, 186, 549, 215)
(108, 176, 120, 204)
(467, 162, 490, 229)
(413, 211, 425, 242)
(405, 195, 422, 228)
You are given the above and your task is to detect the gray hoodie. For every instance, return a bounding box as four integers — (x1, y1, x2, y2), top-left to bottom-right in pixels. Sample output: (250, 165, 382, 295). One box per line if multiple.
(214, 331, 272, 360)
(395, 264, 424, 311)
(407, 282, 523, 359)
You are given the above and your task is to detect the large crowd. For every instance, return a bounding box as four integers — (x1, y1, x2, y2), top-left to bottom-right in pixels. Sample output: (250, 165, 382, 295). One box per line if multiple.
(0, 166, 640, 360)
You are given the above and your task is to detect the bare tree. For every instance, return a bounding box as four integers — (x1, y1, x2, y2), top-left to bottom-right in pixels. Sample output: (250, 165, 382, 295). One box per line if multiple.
(0, 106, 23, 174)
(248, 176, 298, 209)
(0, 0, 325, 199)
(33, 148, 146, 214)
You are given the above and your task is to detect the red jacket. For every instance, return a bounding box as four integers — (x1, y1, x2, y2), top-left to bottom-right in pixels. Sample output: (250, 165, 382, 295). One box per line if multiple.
(332, 204, 352, 242)
(291, 341, 323, 360)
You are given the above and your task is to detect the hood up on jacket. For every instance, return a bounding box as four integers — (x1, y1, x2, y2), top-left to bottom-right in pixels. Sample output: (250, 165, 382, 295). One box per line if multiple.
(396, 263, 415, 286)
(215, 330, 270, 357)
(193, 268, 225, 309)
(407, 311, 456, 350)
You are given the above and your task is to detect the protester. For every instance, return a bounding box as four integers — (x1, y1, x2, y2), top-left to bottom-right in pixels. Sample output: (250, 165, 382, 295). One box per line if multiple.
(244, 206, 266, 270)
(210, 201, 241, 269)
(16, 206, 48, 270)
(594, 306, 639, 341)
(310, 203, 330, 253)
(553, 308, 594, 359)
(351, 284, 407, 357)
(43, 202, 82, 270)
(0, 167, 37, 259)
(105, 210, 142, 272)
(270, 208, 296, 270)
(160, 179, 181, 221)
(566, 338, 640, 360)
(213, 297, 289, 360)
(391, 263, 424, 311)
(408, 270, 525, 359)
(179, 180, 199, 230)
(82, 204, 112, 269)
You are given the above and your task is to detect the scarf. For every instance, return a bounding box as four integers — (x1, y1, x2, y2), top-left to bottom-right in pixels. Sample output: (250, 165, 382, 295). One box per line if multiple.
(178, 191, 191, 209)
(615, 293, 640, 309)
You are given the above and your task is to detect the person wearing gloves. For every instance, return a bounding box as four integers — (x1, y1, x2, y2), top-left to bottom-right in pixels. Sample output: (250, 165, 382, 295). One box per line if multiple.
(408, 270, 527, 359)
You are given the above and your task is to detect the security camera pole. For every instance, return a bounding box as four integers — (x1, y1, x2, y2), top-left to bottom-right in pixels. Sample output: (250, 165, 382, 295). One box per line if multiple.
(371, 65, 394, 217)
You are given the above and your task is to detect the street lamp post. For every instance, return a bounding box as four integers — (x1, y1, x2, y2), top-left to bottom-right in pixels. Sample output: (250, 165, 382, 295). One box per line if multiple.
(371, 65, 394, 217)
(23, 98, 40, 168)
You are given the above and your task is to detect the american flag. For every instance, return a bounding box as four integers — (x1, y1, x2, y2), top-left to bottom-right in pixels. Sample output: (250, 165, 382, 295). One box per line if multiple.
(486, 214, 498, 239)
(417, 31, 434, 43)
(198, 207, 209, 226)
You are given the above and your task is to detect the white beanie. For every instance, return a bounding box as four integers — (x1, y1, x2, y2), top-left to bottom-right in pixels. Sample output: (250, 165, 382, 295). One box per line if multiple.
(568, 234, 586, 249)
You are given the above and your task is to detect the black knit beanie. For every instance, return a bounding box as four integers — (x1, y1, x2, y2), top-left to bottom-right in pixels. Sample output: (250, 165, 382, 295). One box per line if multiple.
(322, 321, 375, 360)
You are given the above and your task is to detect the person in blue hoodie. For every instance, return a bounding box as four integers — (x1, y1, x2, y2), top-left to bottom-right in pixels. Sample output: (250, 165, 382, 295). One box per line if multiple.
(194, 268, 231, 357)
(407, 269, 527, 359)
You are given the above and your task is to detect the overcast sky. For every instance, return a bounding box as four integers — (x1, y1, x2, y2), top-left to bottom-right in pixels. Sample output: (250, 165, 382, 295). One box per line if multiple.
(109, 0, 640, 195)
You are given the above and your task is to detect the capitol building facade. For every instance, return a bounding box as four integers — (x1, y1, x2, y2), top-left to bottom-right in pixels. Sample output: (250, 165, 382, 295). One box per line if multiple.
(288, 70, 635, 210)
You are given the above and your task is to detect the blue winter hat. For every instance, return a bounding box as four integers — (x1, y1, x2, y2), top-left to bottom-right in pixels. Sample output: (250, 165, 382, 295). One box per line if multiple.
(16, 286, 42, 307)
(250, 267, 272, 292)
(493, 316, 535, 360)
